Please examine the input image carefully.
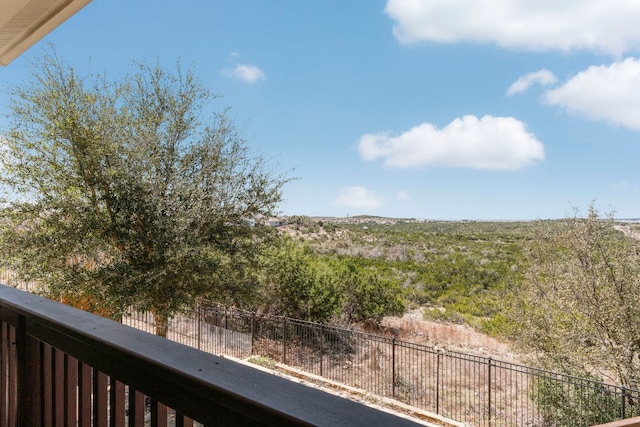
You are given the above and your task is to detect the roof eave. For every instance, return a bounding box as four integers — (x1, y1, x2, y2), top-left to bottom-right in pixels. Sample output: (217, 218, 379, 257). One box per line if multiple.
(0, 0, 92, 66)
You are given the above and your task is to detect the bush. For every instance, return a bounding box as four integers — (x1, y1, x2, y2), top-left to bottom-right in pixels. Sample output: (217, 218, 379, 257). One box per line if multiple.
(532, 372, 630, 426)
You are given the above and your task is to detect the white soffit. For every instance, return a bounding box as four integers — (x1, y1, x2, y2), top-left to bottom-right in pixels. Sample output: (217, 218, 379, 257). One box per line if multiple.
(0, 0, 91, 66)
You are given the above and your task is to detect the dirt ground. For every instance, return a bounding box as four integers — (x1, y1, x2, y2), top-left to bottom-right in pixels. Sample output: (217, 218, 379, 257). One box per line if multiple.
(381, 308, 517, 362)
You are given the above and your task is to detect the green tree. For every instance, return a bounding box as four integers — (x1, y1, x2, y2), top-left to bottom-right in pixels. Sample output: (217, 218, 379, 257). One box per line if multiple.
(0, 52, 288, 335)
(258, 241, 405, 325)
(511, 206, 640, 389)
(532, 373, 627, 426)
(258, 241, 343, 323)
(335, 260, 405, 325)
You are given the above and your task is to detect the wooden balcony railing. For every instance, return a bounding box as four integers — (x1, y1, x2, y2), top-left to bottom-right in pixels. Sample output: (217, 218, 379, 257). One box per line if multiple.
(0, 284, 425, 426)
(592, 417, 640, 427)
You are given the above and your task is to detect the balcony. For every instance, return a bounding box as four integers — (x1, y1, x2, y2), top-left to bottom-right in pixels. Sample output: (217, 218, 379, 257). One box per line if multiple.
(0, 284, 426, 426)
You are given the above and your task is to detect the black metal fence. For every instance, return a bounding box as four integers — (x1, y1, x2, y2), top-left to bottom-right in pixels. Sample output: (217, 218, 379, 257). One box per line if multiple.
(122, 306, 640, 427)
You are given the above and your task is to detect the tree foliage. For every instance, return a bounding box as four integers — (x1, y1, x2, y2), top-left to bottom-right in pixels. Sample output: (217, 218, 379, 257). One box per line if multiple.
(532, 373, 628, 426)
(511, 206, 640, 389)
(0, 52, 288, 335)
(286, 218, 527, 331)
(257, 239, 405, 325)
(335, 261, 405, 325)
(258, 242, 343, 323)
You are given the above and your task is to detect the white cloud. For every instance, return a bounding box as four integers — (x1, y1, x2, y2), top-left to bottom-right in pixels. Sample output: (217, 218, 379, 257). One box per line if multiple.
(358, 115, 544, 170)
(507, 69, 558, 96)
(385, 0, 640, 55)
(224, 64, 266, 83)
(544, 58, 640, 131)
(335, 186, 384, 210)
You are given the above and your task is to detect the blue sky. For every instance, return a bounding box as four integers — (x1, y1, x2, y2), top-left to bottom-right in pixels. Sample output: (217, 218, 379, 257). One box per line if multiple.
(2, 0, 640, 220)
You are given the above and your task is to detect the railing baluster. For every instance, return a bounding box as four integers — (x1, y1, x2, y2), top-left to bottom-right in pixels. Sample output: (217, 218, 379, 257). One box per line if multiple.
(78, 361, 92, 426)
(65, 355, 78, 426)
(93, 370, 108, 427)
(0, 321, 7, 427)
(78, 362, 92, 426)
(176, 412, 194, 427)
(42, 343, 53, 424)
(54, 347, 65, 425)
(157, 403, 168, 427)
(127, 389, 145, 427)
(109, 377, 126, 426)
(150, 400, 169, 427)
(16, 315, 41, 426)
(9, 324, 16, 427)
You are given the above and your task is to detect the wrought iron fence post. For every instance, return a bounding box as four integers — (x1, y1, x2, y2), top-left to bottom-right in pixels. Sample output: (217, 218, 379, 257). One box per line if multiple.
(320, 325, 324, 377)
(282, 317, 287, 364)
(250, 313, 255, 355)
(488, 357, 492, 427)
(224, 307, 228, 351)
(622, 386, 627, 419)
(197, 306, 201, 351)
(436, 350, 441, 415)
(392, 338, 396, 398)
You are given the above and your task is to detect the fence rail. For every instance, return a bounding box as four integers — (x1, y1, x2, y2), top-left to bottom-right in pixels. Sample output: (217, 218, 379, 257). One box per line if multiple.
(123, 306, 640, 427)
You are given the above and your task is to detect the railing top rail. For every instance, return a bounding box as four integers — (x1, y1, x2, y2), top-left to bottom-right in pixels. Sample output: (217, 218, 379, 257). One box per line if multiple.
(0, 284, 424, 426)
(592, 416, 640, 427)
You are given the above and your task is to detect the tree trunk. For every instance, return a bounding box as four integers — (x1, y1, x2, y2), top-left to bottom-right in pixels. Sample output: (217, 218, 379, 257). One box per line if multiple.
(151, 308, 170, 337)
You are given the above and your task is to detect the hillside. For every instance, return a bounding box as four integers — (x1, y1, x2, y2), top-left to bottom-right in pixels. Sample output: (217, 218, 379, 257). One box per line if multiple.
(279, 216, 626, 359)
(280, 216, 543, 330)
(269, 216, 555, 361)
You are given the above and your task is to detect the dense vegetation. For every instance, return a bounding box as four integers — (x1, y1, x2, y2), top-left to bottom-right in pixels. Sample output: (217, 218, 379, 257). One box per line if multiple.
(513, 208, 640, 389)
(255, 239, 405, 325)
(282, 216, 542, 333)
